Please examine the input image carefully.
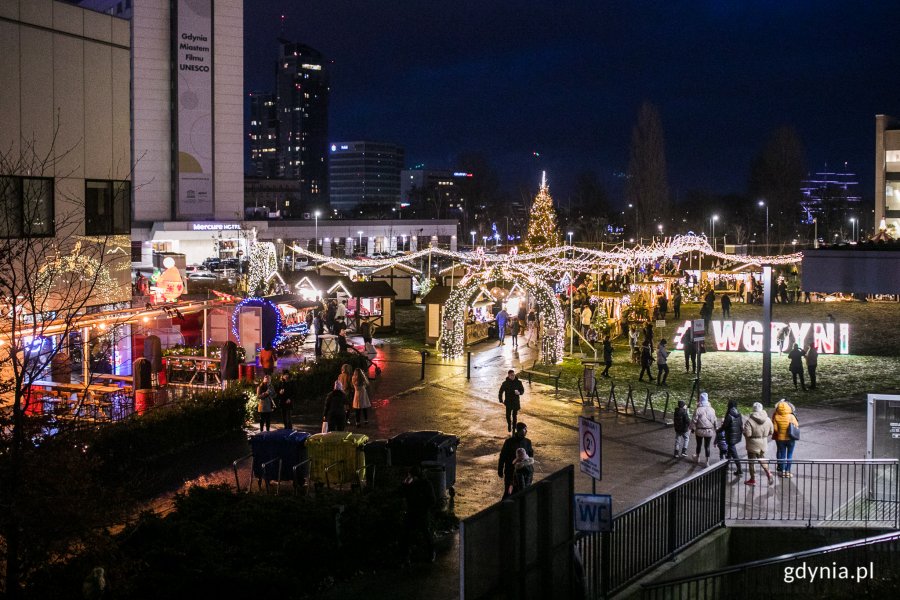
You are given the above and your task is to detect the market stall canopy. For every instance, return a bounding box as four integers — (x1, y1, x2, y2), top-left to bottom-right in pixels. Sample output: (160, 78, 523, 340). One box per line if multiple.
(267, 293, 319, 310)
(421, 285, 452, 305)
(328, 280, 397, 298)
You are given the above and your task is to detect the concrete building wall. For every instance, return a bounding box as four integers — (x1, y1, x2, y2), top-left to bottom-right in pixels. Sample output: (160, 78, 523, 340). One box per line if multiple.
(875, 114, 900, 237)
(0, 0, 132, 305)
(212, 0, 244, 221)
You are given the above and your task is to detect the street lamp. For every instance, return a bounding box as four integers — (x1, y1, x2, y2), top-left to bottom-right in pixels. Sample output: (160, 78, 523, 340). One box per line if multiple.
(711, 214, 719, 252)
(314, 210, 321, 251)
(849, 217, 856, 242)
(758, 200, 768, 252)
(470, 230, 476, 248)
(357, 230, 363, 253)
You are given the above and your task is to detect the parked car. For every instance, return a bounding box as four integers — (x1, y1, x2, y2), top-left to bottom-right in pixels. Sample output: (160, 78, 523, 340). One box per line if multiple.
(187, 270, 217, 281)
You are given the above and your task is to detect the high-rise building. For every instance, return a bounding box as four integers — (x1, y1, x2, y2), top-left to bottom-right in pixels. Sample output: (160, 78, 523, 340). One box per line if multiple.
(400, 169, 472, 220)
(276, 41, 329, 208)
(329, 142, 405, 212)
(249, 92, 279, 178)
(800, 166, 861, 239)
(875, 115, 900, 236)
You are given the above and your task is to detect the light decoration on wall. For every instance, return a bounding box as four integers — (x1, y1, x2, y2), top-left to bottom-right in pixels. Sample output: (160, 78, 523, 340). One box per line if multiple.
(231, 296, 284, 346)
(246, 241, 280, 295)
(35, 240, 125, 304)
(439, 262, 565, 363)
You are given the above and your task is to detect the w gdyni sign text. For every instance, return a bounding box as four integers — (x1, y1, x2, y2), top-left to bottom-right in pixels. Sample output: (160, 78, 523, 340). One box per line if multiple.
(673, 320, 850, 354)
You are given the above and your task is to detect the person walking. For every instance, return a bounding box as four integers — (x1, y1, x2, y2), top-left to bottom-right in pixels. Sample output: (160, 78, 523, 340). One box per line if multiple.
(276, 371, 293, 429)
(580, 304, 593, 337)
(510, 317, 521, 349)
(498, 369, 525, 432)
(788, 343, 807, 391)
(656, 339, 670, 386)
(673, 400, 691, 458)
(805, 342, 818, 390)
(496, 307, 509, 345)
(638, 340, 654, 383)
(691, 392, 718, 465)
(256, 375, 275, 432)
(334, 317, 348, 353)
(601, 336, 613, 377)
(628, 325, 640, 362)
(643, 321, 654, 347)
(323, 382, 347, 433)
(512, 447, 535, 493)
(338, 363, 354, 424)
(721, 294, 731, 319)
(672, 288, 682, 320)
(657, 294, 668, 319)
(683, 326, 697, 373)
(772, 399, 800, 477)
(498, 422, 534, 499)
(717, 400, 744, 476)
(742, 402, 775, 486)
(351, 367, 372, 426)
(313, 311, 324, 357)
(259, 345, 276, 376)
(401, 466, 436, 563)
(525, 309, 537, 347)
(738, 281, 746, 303)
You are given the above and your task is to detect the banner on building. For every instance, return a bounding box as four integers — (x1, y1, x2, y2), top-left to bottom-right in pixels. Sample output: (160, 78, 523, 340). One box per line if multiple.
(175, 0, 214, 218)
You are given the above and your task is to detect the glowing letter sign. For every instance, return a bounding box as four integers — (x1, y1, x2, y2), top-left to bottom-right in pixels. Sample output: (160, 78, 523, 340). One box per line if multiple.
(673, 320, 849, 354)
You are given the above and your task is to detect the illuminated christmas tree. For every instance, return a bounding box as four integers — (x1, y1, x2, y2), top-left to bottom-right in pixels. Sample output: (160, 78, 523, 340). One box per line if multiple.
(523, 172, 561, 252)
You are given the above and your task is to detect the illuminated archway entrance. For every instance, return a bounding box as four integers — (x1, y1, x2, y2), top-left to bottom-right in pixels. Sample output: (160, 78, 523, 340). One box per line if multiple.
(440, 263, 565, 363)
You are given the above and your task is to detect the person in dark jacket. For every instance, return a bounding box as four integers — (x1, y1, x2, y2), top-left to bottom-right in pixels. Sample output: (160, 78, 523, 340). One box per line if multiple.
(717, 400, 744, 476)
(498, 369, 525, 432)
(805, 342, 818, 390)
(498, 422, 534, 498)
(510, 318, 521, 349)
(643, 322, 654, 346)
(721, 294, 732, 318)
(313, 311, 324, 357)
(401, 466, 436, 563)
(788, 343, 807, 390)
(683, 327, 697, 373)
(601, 336, 613, 377)
(673, 400, 691, 458)
(672, 288, 682, 319)
(638, 340, 654, 383)
(323, 383, 347, 432)
(276, 371, 293, 429)
(657, 295, 668, 319)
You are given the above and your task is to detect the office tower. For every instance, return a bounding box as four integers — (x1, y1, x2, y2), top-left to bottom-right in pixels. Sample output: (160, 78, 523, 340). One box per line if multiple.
(249, 92, 279, 178)
(329, 142, 405, 212)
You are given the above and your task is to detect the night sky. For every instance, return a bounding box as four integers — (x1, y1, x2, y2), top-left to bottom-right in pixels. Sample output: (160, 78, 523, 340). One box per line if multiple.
(244, 0, 900, 204)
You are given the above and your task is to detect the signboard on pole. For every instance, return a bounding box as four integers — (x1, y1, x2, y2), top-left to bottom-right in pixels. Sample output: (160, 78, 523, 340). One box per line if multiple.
(692, 319, 705, 342)
(574, 494, 612, 532)
(579, 416, 602, 480)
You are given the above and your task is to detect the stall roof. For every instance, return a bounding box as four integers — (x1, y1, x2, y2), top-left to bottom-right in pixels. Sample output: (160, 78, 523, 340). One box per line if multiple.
(421, 285, 452, 304)
(328, 280, 397, 298)
(267, 293, 320, 309)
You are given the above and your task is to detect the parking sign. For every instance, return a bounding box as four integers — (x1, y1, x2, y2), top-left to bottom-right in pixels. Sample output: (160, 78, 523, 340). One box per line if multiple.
(579, 416, 602, 480)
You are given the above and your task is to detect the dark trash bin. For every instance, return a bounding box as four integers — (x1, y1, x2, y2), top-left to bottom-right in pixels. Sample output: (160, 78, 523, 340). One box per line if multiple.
(388, 430, 460, 490)
(421, 460, 448, 507)
(250, 429, 311, 482)
(363, 439, 392, 467)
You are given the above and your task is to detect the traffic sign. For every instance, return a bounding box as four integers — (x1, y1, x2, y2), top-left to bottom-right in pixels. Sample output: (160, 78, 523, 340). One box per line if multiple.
(579, 416, 602, 480)
(574, 494, 612, 532)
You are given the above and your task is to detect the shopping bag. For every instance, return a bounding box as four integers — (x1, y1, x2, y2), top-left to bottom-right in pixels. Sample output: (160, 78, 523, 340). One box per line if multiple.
(321, 421, 329, 434)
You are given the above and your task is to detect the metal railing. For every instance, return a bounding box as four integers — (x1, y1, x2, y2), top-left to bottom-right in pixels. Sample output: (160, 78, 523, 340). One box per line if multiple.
(641, 529, 900, 599)
(576, 459, 900, 598)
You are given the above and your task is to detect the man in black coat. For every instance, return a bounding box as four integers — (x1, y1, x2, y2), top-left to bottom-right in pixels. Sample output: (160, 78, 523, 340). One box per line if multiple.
(498, 369, 525, 432)
(498, 422, 534, 499)
(717, 400, 744, 476)
(323, 385, 347, 432)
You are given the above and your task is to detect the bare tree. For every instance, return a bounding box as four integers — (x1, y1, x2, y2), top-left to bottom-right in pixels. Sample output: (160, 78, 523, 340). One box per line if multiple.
(0, 126, 131, 595)
(626, 102, 670, 237)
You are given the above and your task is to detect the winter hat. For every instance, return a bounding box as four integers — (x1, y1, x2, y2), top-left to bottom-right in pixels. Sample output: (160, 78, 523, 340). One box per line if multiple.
(677, 400, 686, 408)
(515, 447, 528, 460)
(752, 402, 764, 412)
(699, 392, 709, 406)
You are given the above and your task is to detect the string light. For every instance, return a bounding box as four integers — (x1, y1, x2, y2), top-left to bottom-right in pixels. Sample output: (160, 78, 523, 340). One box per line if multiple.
(246, 242, 280, 295)
(231, 297, 284, 346)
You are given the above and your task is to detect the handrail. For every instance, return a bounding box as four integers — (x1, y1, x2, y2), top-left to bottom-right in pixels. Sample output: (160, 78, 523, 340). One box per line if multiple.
(260, 457, 282, 494)
(642, 530, 900, 590)
(324, 460, 344, 489)
(293, 458, 311, 493)
(232, 453, 253, 493)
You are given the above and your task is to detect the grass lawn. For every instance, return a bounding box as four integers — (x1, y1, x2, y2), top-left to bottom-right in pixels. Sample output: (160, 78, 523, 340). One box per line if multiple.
(556, 299, 900, 415)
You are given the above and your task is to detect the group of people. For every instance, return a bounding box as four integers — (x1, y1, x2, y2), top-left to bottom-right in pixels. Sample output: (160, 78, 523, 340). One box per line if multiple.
(307, 299, 375, 357)
(494, 306, 539, 348)
(322, 363, 373, 431)
(255, 371, 294, 432)
(673, 393, 800, 485)
(497, 370, 535, 498)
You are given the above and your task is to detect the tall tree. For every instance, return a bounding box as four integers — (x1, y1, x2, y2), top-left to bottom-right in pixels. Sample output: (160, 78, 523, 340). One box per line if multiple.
(749, 126, 806, 246)
(626, 102, 670, 238)
(522, 172, 561, 252)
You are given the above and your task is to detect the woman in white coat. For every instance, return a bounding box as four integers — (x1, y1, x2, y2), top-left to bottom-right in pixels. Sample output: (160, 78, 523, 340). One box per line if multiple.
(691, 392, 718, 465)
(351, 367, 372, 426)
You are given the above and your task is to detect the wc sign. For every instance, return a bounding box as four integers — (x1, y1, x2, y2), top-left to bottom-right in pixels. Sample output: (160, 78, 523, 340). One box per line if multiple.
(574, 494, 613, 533)
(673, 320, 850, 354)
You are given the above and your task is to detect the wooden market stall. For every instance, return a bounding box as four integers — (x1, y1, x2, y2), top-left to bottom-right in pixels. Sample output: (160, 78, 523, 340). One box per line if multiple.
(421, 285, 452, 344)
(327, 279, 397, 333)
(371, 263, 418, 304)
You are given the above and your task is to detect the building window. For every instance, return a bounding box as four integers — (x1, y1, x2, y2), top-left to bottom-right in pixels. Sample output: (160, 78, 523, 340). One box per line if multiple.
(85, 180, 131, 235)
(0, 175, 54, 238)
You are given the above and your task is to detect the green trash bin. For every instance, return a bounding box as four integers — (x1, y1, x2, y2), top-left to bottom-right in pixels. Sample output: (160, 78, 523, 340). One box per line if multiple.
(306, 432, 369, 486)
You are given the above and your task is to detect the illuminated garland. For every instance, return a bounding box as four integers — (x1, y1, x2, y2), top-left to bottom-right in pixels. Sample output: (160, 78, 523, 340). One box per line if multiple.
(439, 263, 565, 363)
(247, 242, 279, 296)
(35, 239, 127, 304)
(231, 297, 284, 347)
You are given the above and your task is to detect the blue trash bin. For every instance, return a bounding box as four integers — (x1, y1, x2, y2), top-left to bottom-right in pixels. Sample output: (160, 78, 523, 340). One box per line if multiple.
(250, 429, 311, 482)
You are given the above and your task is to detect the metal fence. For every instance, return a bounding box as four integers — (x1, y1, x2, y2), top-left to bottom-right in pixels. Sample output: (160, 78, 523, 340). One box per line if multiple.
(576, 459, 900, 598)
(640, 529, 900, 600)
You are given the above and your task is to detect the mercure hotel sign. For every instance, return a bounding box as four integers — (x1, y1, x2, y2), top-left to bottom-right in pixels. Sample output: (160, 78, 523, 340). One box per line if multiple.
(673, 320, 850, 354)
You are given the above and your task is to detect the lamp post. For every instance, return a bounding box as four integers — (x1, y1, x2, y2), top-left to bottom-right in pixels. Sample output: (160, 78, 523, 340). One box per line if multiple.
(470, 230, 476, 248)
(314, 210, 321, 251)
(758, 201, 768, 252)
(813, 218, 818, 249)
(567, 231, 574, 255)
(849, 217, 856, 242)
(357, 230, 363, 253)
(711, 215, 719, 252)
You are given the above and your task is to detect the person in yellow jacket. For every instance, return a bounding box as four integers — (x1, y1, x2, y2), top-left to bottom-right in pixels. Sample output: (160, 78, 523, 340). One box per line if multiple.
(772, 399, 799, 477)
